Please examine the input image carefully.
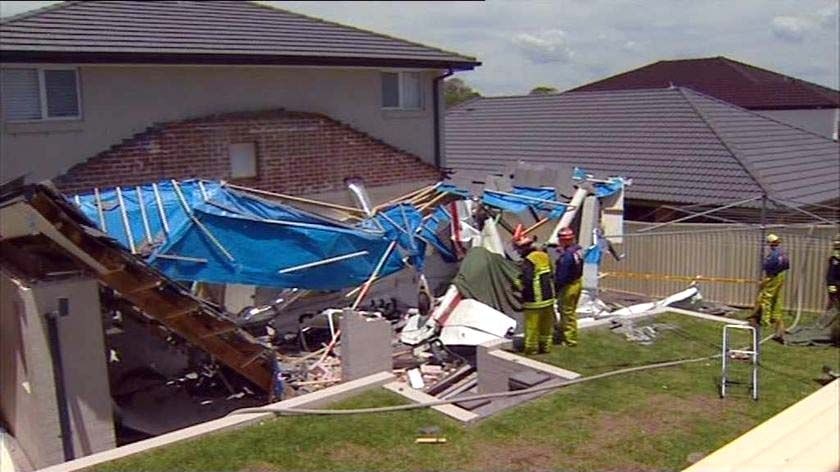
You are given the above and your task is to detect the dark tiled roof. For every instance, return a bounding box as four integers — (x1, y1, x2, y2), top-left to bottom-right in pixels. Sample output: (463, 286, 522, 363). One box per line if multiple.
(0, 1, 479, 69)
(444, 88, 840, 205)
(568, 57, 838, 110)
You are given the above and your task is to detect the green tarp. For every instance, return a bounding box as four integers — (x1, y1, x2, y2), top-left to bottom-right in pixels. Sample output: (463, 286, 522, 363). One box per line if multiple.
(452, 247, 522, 315)
(783, 311, 840, 346)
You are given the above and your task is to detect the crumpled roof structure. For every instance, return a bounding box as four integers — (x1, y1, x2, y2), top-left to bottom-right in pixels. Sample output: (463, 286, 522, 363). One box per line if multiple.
(72, 180, 423, 290)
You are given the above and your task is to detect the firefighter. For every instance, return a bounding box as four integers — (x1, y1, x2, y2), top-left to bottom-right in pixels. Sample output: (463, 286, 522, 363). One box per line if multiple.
(827, 234, 840, 313)
(759, 233, 790, 339)
(512, 225, 556, 355)
(554, 227, 584, 347)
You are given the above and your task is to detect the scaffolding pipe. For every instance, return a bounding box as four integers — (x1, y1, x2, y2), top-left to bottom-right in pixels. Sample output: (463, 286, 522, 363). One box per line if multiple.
(115, 187, 136, 254)
(225, 183, 366, 216)
(772, 198, 836, 225)
(198, 180, 210, 201)
(93, 187, 107, 232)
(155, 254, 209, 263)
(152, 183, 170, 235)
(136, 186, 153, 244)
(637, 196, 762, 233)
(351, 240, 398, 310)
(658, 205, 751, 226)
(172, 180, 235, 263)
(759, 194, 767, 282)
(278, 250, 369, 274)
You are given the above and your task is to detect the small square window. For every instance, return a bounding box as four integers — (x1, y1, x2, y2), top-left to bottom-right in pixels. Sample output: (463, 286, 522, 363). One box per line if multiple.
(229, 143, 257, 179)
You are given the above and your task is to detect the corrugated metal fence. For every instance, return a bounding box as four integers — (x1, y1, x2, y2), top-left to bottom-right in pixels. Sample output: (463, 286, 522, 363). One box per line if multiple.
(601, 222, 836, 312)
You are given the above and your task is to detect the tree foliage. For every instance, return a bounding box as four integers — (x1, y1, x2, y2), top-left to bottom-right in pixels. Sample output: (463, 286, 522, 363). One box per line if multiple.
(529, 86, 559, 95)
(444, 77, 481, 108)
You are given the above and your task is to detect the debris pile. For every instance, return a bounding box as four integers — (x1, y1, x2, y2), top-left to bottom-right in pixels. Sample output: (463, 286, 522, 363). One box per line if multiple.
(2, 163, 637, 443)
(609, 320, 677, 345)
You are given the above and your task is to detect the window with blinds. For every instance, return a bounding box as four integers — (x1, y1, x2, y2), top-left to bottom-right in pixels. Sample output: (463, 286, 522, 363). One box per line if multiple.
(1, 68, 81, 121)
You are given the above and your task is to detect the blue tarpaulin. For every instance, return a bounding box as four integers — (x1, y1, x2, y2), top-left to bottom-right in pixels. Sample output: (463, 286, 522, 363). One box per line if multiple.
(72, 171, 623, 289)
(482, 186, 567, 220)
(72, 180, 421, 290)
(370, 203, 426, 270)
(571, 167, 626, 198)
(416, 206, 458, 262)
(584, 243, 602, 264)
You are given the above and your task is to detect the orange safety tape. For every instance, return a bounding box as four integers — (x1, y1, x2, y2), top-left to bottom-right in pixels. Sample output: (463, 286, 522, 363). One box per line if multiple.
(602, 271, 759, 285)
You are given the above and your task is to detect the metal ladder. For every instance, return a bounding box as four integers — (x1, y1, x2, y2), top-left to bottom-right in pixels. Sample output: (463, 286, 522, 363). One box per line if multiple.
(720, 324, 759, 401)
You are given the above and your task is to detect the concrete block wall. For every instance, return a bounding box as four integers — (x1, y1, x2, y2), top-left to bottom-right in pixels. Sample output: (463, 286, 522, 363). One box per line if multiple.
(0, 274, 115, 469)
(54, 109, 441, 196)
(477, 339, 521, 394)
(341, 311, 393, 382)
(476, 339, 580, 394)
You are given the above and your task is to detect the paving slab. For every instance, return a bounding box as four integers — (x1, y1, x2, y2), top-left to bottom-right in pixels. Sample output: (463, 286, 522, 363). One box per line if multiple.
(383, 381, 479, 423)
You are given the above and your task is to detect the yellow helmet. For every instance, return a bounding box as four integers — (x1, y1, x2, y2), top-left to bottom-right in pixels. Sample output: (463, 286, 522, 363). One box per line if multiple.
(766, 234, 780, 244)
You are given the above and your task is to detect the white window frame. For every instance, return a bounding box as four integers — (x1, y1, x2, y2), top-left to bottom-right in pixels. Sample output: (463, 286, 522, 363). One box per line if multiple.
(381, 70, 424, 111)
(1, 66, 82, 122)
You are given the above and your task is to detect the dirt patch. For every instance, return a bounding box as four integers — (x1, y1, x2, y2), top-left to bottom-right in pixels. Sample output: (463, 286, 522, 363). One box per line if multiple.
(238, 461, 280, 472)
(326, 442, 381, 465)
(558, 394, 731, 471)
(465, 439, 557, 472)
(598, 393, 731, 436)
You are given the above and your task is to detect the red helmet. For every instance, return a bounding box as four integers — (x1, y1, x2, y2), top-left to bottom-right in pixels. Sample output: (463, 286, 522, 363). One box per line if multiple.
(559, 227, 575, 242)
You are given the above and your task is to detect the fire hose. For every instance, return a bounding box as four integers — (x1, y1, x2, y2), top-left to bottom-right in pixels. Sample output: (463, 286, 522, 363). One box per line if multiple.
(229, 306, 801, 418)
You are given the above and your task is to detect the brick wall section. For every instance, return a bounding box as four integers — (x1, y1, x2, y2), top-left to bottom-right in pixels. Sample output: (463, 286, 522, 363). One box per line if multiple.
(55, 110, 441, 195)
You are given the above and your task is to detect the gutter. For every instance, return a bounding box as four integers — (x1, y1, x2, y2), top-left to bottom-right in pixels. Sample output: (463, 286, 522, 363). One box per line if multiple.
(432, 68, 455, 169)
(0, 51, 481, 70)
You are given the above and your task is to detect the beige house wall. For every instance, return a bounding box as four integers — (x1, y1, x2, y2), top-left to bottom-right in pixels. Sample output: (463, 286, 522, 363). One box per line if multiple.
(0, 274, 115, 469)
(1, 65, 443, 183)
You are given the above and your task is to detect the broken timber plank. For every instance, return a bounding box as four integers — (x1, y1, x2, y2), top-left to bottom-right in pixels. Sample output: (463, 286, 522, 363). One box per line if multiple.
(200, 326, 240, 339)
(4, 186, 274, 391)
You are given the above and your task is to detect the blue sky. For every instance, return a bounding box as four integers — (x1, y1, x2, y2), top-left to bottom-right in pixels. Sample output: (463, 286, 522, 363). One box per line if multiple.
(2, 1, 837, 95)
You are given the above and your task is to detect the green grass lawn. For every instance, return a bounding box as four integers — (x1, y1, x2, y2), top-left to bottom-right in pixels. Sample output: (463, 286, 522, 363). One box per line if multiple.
(96, 311, 838, 472)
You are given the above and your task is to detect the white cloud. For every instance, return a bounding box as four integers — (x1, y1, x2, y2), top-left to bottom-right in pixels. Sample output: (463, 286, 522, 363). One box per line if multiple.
(771, 16, 814, 41)
(1, 1, 837, 94)
(511, 29, 575, 64)
(817, 4, 838, 28)
(623, 40, 639, 51)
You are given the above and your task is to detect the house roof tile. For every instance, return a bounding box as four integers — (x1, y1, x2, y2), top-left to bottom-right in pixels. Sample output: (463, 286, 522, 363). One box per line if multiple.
(568, 57, 838, 110)
(0, 1, 479, 69)
(445, 87, 840, 205)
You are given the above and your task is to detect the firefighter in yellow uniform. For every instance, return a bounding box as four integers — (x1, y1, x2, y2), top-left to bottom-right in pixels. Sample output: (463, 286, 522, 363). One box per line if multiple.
(554, 227, 584, 347)
(827, 234, 840, 314)
(512, 226, 556, 355)
(759, 233, 790, 339)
